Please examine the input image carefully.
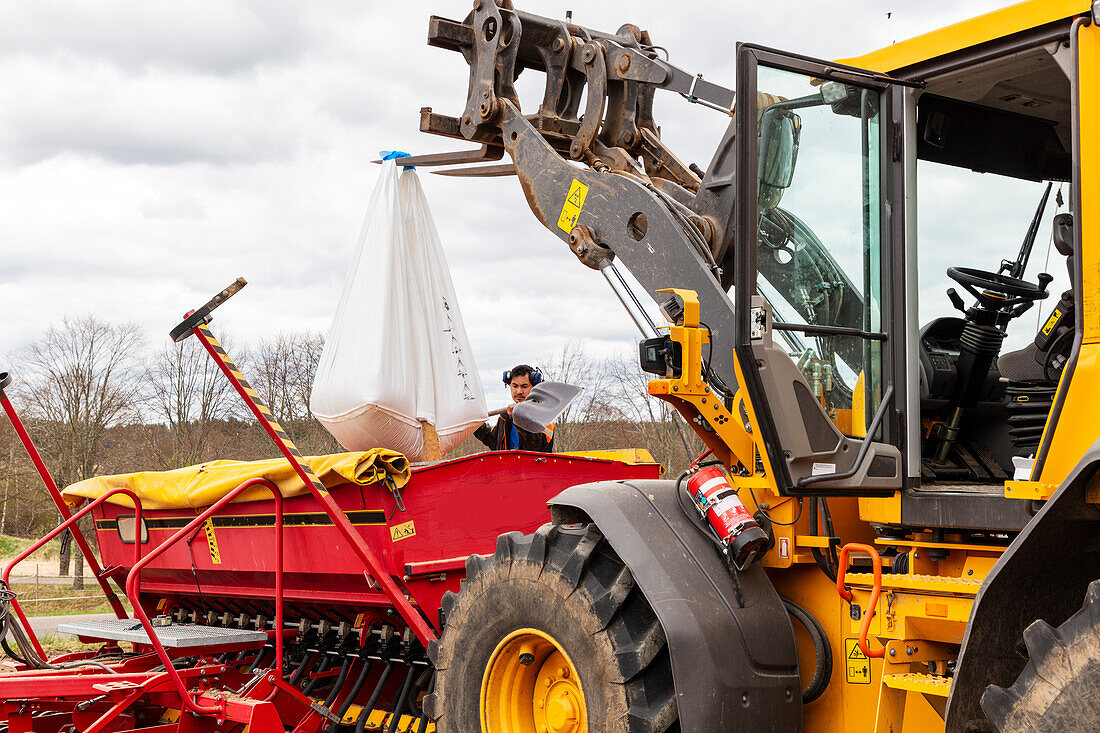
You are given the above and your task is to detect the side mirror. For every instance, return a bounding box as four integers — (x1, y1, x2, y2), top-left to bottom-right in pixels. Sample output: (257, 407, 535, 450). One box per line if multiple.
(758, 108, 801, 209)
(923, 110, 948, 149)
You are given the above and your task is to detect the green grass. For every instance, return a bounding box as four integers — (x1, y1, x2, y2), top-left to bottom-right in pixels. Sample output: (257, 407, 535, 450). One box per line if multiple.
(7, 582, 131, 616)
(0, 533, 62, 566)
(35, 633, 86, 657)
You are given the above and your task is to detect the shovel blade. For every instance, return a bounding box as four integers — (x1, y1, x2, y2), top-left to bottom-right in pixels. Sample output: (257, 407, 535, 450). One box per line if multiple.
(512, 381, 582, 434)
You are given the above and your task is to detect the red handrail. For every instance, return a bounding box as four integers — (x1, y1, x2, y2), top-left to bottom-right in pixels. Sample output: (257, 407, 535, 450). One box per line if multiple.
(1, 488, 143, 660)
(0, 388, 129, 619)
(836, 542, 885, 659)
(123, 477, 285, 717)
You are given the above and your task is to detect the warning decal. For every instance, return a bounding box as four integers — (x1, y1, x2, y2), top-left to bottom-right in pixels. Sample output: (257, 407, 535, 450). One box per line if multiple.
(845, 639, 871, 684)
(557, 179, 589, 233)
(203, 519, 222, 565)
(1042, 308, 1061, 335)
(390, 520, 416, 542)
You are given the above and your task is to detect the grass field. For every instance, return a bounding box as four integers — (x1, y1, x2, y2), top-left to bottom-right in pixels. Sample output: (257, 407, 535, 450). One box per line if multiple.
(0, 533, 98, 582)
(0, 533, 61, 565)
(0, 535, 133, 660)
(7, 581, 130, 616)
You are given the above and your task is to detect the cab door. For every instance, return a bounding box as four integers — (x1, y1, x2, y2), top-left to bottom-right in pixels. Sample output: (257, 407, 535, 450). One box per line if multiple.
(733, 44, 908, 494)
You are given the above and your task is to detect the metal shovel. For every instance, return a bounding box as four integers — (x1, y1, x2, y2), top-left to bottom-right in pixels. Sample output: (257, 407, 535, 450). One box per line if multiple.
(487, 381, 582, 433)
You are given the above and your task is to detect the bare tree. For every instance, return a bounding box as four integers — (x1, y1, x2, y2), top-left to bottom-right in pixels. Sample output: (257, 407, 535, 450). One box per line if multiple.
(142, 337, 237, 469)
(539, 339, 610, 451)
(248, 332, 340, 455)
(0, 427, 53, 538)
(17, 317, 144, 587)
(600, 351, 703, 474)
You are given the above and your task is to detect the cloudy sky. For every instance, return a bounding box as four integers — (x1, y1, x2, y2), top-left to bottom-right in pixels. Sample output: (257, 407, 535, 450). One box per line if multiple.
(0, 0, 1063, 403)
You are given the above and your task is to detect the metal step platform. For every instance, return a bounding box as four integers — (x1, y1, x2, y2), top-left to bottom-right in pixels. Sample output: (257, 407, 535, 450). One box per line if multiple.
(883, 672, 952, 697)
(56, 618, 268, 648)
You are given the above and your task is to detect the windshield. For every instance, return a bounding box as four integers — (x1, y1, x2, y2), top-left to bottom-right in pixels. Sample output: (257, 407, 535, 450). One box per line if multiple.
(754, 65, 885, 436)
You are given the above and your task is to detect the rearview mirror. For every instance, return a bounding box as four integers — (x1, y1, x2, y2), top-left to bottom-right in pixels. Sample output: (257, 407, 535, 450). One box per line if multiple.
(758, 109, 801, 209)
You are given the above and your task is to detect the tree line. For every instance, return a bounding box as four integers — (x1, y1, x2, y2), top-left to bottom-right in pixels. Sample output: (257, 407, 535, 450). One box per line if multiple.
(1, 317, 702, 588)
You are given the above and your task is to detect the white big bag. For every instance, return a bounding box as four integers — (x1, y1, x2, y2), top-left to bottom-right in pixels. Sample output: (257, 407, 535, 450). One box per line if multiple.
(311, 158, 487, 459)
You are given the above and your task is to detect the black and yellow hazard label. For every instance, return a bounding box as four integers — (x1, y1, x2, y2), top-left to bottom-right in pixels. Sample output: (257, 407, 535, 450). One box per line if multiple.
(1042, 308, 1062, 335)
(557, 179, 588, 233)
(845, 638, 871, 684)
(203, 518, 222, 565)
(390, 520, 416, 542)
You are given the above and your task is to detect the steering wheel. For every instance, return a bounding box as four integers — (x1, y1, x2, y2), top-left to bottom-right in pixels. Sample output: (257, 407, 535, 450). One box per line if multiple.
(946, 266, 1050, 310)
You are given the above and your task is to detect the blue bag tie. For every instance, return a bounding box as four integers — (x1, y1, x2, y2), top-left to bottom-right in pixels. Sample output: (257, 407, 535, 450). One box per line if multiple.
(380, 150, 414, 171)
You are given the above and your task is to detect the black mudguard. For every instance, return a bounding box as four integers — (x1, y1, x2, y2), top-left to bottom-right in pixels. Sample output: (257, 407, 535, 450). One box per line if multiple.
(946, 438, 1100, 732)
(550, 479, 802, 732)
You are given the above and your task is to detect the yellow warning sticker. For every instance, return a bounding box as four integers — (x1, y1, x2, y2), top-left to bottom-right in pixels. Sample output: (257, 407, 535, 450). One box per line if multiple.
(390, 520, 416, 542)
(845, 638, 871, 684)
(203, 519, 221, 565)
(156, 597, 169, 612)
(1042, 308, 1061, 335)
(557, 179, 588, 233)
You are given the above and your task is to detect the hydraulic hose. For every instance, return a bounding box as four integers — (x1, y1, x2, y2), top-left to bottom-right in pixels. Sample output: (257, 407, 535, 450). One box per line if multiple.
(290, 652, 316, 686)
(248, 645, 269, 673)
(808, 498, 838, 582)
(323, 656, 354, 708)
(0, 639, 28, 667)
(332, 659, 373, 730)
(782, 598, 832, 703)
(356, 661, 395, 733)
(386, 666, 418, 733)
(303, 653, 334, 695)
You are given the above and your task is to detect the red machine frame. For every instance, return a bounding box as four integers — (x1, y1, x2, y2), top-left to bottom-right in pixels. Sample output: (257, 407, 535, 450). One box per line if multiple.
(0, 336, 661, 732)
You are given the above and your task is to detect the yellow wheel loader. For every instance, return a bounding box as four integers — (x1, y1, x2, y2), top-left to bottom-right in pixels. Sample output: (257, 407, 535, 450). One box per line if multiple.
(406, 1, 1100, 730)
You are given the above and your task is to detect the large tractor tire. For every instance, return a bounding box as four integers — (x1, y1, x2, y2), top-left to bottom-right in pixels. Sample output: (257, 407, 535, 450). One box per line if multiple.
(981, 579, 1100, 731)
(425, 523, 679, 733)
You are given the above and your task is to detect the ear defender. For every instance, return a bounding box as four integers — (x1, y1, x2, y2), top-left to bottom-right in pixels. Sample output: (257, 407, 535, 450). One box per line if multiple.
(503, 366, 544, 386)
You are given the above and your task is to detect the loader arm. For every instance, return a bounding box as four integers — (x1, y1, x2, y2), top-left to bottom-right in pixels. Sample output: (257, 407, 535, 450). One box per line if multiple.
(415, 2, 900, 494)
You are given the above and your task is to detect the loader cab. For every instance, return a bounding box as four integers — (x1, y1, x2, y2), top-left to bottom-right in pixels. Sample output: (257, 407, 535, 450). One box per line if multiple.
(733, 4, 1090, 525)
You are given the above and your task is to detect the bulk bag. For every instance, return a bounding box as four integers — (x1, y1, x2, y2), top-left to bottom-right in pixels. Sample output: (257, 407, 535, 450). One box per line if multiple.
(311, 159, 487, 459)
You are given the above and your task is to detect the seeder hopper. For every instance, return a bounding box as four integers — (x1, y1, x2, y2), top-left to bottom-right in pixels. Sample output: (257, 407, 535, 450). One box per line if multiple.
(0, 282, 661, 732)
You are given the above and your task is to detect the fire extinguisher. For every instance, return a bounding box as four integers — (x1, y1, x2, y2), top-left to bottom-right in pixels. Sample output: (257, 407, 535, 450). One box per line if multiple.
(683, 465, 770, 570)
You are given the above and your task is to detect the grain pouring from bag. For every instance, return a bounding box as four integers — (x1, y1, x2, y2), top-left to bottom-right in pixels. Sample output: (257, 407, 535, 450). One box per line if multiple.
(310, 158, 487, 460)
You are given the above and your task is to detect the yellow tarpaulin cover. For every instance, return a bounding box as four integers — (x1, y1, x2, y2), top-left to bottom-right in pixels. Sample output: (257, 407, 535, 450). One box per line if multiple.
(61, 449, 410, 511)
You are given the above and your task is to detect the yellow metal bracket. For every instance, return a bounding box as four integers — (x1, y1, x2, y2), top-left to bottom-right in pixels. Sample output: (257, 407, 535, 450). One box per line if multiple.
(645, 288, 759, 470)
(1004, 480, 1057, 501)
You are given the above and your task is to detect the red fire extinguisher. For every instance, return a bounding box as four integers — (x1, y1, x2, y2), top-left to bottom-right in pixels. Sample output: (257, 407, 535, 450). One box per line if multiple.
(684, 465, 769, 569)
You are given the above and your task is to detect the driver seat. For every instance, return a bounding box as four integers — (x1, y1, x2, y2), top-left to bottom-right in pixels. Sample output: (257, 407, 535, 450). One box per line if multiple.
(997, 213, 1075, 383)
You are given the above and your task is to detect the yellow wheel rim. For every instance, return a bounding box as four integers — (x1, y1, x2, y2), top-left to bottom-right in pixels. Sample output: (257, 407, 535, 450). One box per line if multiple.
(481, 628, 588, 733)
